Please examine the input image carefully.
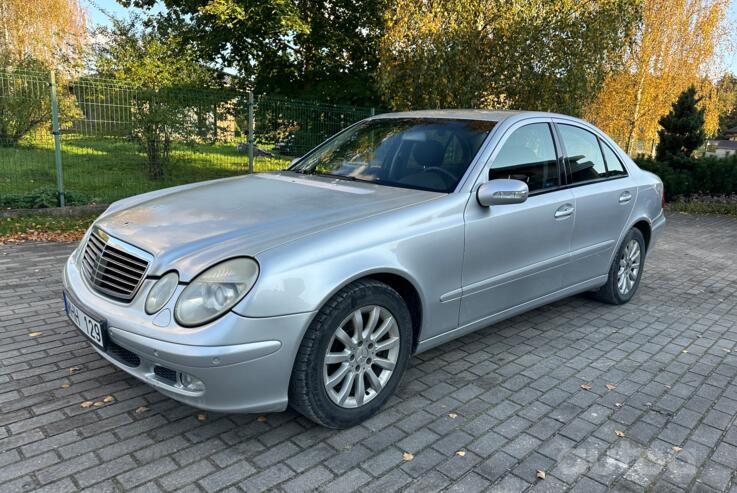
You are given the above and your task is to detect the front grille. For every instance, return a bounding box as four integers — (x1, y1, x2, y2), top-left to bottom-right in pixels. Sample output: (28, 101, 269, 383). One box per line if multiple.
(82, 228, 152, 302)
(154, 365, 178, 384)
(107, 341, 141, 367)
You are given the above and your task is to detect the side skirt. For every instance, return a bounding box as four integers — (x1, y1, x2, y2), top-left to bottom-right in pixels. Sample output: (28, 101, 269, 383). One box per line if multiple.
(415, 276, 607, 354)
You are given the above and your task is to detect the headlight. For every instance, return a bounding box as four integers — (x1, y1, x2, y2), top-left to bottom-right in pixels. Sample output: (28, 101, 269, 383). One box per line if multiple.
(174, 258, 259, 327)
(145, 271, 179, 314)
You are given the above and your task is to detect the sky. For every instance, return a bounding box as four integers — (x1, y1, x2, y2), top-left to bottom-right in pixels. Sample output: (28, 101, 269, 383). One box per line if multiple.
(82, 0, 163, 28)
(83, 0, 737, 75)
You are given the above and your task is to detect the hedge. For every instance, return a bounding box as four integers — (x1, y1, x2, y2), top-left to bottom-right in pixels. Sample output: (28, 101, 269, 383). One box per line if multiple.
(635, 155, 737, 201)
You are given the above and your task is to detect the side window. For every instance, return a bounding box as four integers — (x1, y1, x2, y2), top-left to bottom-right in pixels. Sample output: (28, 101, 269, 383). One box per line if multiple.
(600, 141, 628, 177)
(558, 124, 607, 184)
(490, 123, 559, 192)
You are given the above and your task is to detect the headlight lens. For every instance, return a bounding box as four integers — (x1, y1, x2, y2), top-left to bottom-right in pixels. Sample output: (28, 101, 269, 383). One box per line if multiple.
(145, 271, 179, 314)
(174, 258, 259, 327)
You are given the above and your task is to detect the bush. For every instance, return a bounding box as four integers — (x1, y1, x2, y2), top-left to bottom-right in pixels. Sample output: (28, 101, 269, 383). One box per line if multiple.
(0, 187, 92, 209)
(635, 155, 737, 201)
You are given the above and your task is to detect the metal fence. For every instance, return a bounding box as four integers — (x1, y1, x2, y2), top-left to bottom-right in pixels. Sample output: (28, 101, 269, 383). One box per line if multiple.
(0, 69, 375, 207)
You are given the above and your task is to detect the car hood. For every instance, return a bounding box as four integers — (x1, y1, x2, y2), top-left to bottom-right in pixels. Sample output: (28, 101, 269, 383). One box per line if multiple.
(95, 172, 441, 279)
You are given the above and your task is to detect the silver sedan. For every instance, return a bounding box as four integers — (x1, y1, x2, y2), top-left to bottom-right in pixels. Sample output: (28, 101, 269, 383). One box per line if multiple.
(62, 110, 665, 428)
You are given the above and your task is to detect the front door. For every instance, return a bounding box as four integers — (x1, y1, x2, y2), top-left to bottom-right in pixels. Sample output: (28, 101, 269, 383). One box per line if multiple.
(461, 120, 574, 326)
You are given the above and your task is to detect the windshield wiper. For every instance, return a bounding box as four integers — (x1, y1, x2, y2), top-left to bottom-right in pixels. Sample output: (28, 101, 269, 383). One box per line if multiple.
(311, 172, 358, 182)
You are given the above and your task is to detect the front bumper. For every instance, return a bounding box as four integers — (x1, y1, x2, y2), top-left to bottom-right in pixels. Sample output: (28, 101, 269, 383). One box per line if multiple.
(63, 249, 314, 413)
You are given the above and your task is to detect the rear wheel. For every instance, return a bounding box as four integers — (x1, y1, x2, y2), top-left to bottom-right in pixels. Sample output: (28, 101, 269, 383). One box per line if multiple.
(289, 280, 412, 428)
(592, 228, 646, 305)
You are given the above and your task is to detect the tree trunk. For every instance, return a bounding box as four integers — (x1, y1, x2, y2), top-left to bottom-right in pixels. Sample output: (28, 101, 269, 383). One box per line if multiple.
(626, 77, 645, 156)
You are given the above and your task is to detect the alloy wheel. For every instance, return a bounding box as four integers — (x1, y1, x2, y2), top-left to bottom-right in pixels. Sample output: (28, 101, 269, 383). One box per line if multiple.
(323, 305, 400, 408)
(617, 239, 641, 295)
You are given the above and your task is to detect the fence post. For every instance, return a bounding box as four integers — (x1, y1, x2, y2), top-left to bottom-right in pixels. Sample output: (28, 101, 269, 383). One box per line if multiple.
(370, 107, 375, 117)
(49, 71, 65, 207)
(247, 91, 254, 174)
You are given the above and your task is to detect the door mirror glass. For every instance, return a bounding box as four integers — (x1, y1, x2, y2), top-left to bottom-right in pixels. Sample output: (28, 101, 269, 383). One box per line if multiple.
(477, 179, 529, 206)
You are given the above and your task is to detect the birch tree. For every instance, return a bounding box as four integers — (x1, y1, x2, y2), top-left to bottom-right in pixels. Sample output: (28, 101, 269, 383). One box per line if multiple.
(585, 0, 729, 155)
(0, 0, 86, 70)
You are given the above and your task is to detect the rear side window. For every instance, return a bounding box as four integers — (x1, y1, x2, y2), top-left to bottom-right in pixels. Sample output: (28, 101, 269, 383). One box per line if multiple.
(490, 123, 559, 192)
(600, 142, 627, 176)
(558, 124, 607, 184)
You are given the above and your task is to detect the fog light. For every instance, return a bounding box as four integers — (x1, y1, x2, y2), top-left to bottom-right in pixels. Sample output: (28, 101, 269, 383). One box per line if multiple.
(179, 372, 205, 392)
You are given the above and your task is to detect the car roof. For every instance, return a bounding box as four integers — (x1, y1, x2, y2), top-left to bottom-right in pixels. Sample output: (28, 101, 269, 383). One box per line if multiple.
(369, 109, 565, 123)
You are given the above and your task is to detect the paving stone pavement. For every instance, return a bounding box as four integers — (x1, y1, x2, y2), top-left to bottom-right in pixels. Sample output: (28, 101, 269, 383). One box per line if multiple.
(2, 212, 737, 492)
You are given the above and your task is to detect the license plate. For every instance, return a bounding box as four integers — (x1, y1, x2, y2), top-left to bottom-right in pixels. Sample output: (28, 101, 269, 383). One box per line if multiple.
(64, 292, 107, 350)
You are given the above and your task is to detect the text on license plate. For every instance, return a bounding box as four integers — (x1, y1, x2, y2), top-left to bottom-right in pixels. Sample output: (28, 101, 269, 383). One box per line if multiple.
(64, 294, 105, 349)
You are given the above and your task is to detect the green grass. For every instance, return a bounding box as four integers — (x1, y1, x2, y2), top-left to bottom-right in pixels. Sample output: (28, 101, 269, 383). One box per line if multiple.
(0, 134, 290, 206)
(0, 214, 96, 236)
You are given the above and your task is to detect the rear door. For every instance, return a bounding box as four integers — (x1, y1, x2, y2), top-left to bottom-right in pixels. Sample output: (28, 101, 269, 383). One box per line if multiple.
(553, 121, 636, 286)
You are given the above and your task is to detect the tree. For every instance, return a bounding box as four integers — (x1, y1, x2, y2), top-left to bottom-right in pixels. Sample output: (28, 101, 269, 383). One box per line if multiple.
(585, 0, 729, 155)
(93, 17, 220, 91)
(378, 0, 640, 114)
(655, 86, 706, 160)
(715, 74, 737, 139)
(92, 17, 231, 178)
(0, 0, 86, 71)
(118, 0, 386, 106)
(0, 54, 81, 146)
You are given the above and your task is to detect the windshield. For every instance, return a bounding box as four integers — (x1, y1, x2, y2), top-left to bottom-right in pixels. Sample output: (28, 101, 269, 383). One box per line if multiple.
(289, 118, 496, 193)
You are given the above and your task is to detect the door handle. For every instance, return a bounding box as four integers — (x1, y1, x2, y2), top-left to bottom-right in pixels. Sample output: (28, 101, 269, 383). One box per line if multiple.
(619, 191, 632, 204)
(554, 204, 575, 219)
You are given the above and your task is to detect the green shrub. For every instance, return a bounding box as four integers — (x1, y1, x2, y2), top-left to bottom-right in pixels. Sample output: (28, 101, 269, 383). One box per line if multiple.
(635, 155, 737, 200)
(0, 187, 92, 209)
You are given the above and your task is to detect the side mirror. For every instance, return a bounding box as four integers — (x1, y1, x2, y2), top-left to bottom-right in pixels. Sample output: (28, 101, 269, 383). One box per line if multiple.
(477, 179, 529, 207)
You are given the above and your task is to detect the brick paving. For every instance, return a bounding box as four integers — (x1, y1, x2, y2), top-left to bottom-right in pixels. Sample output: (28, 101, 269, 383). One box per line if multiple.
(2, 212, 737, 492)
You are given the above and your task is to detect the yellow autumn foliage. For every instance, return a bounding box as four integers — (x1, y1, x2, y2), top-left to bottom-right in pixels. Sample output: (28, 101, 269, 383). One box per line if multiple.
(0, 0, 86, 69)
(585, 0, 730, 154)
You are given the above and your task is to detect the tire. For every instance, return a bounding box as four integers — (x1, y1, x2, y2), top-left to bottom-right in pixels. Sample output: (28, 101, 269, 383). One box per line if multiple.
(288, 279, 412, 428)
(592, 228, 646, 305)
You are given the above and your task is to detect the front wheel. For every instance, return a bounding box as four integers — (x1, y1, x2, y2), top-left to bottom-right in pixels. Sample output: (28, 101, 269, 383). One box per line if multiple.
(592, 228, 646, 305)
(289, 280, 412, 428)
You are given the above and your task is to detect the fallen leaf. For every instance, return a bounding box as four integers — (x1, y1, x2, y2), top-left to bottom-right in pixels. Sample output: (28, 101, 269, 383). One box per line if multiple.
(456, 450, 466, 457)
(664, 385, 671, 390)
(672, 446, 683, 453)
(402, 452, 414, 461)
(60, 383, 70, 389)
(103, 395, 114, 403)
(615, 402, 623, 408)
(580, 383, 592, 391)
(28, 332, 42, 337)
(0, 229, 87, 244)
(81, 401, 94, 408)
(135, 406, 149, 414)
(448, 412, 458, 419)
(257, 415, 267, 423)
(196, 414, 207, 422)
(536, 470, 546, 480)
(682, 349, 688, 353)
(606, 384, 616, 391)
(93, 401, 104, 407)
(722, 348, 731, 352)
(69, 367, 80, 375)
(615, 430, 625, 438)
